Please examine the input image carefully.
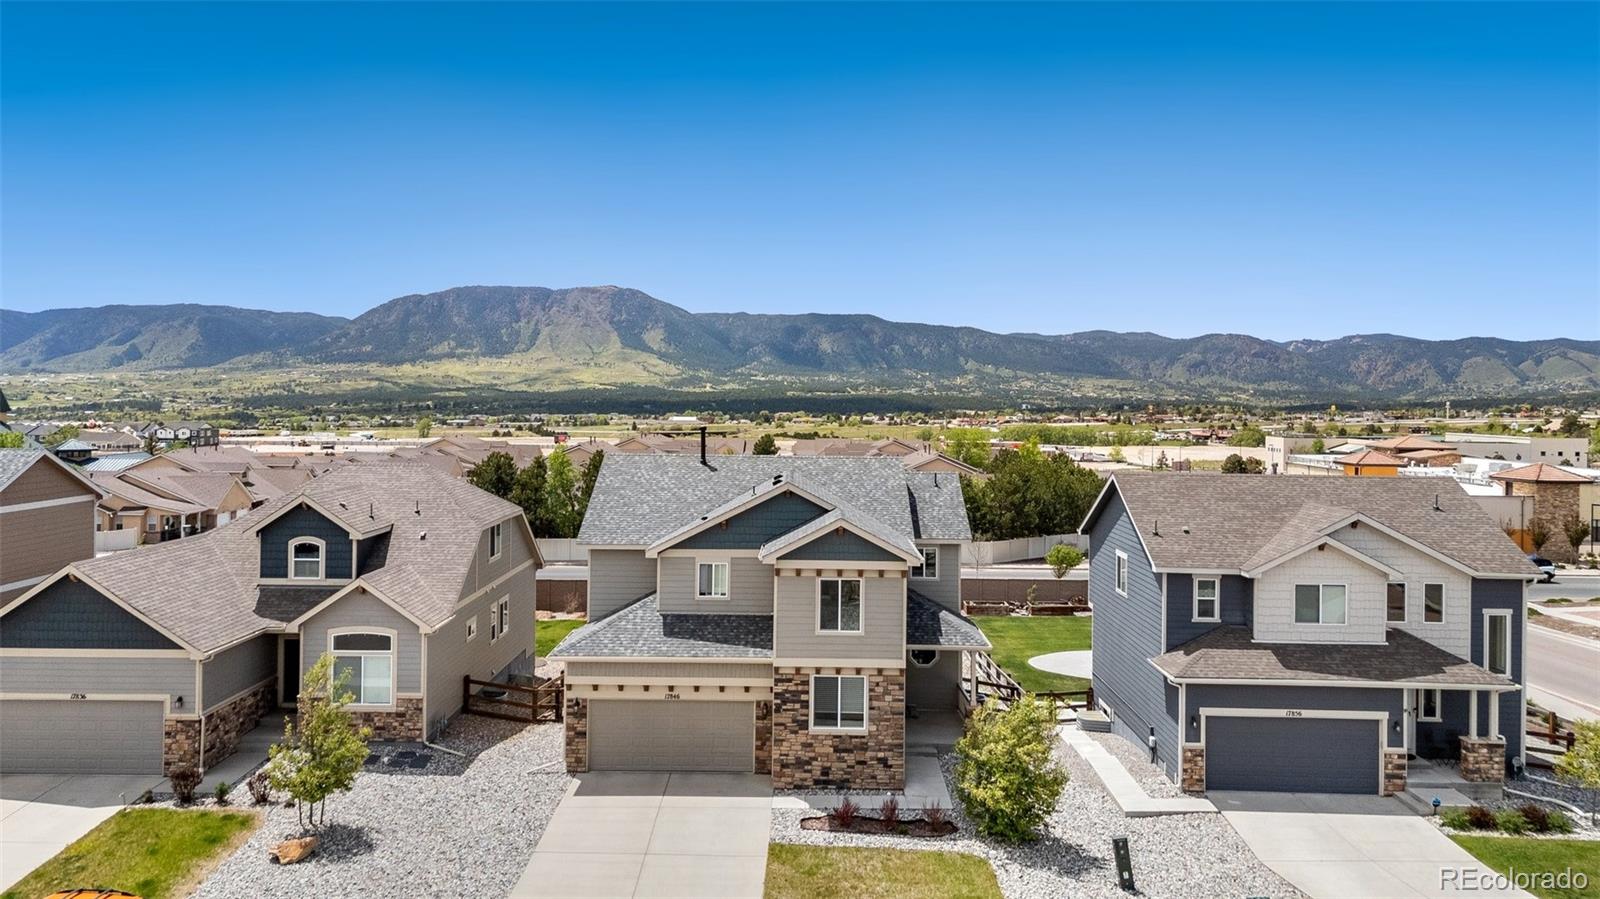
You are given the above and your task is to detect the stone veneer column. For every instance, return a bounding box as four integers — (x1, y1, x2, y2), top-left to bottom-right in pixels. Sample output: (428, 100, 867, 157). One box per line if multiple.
(1382, 749, 1408, 796)
(1180, 746, 1206, 794)
(565, 697, 589, 773)
(1459, 736, 1506, 783)
(163, 717, 202, 776)
(754, 700, 772, 775)
(770, 667, 904, 790)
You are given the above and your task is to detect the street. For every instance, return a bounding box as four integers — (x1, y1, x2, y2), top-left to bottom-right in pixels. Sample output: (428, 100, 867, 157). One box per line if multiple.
(1527, 576, 1600, 722)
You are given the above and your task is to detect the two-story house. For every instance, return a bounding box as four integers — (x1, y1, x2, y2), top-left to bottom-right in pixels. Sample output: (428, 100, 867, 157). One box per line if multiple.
(0, 464, 540, 776)
(1082, 473, 1537, 797)
(1, 449, 102, 608)
(551, 453, 988, 789)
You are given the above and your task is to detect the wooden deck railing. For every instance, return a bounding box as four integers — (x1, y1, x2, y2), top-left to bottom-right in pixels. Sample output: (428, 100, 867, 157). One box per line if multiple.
(463, 673, 564, 724)
(1527, 708, 1576, 754)
(965, 652, 1093, 721)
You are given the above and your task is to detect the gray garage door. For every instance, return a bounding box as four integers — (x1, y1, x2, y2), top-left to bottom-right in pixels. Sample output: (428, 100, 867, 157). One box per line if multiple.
(1206, 715, 1380, 794)
(0, 700, 165, 774)
(589, 700, 754, 772)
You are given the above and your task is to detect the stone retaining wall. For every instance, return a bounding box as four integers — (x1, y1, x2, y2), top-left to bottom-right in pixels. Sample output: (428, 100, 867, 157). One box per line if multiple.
(771, 667, 904, 790)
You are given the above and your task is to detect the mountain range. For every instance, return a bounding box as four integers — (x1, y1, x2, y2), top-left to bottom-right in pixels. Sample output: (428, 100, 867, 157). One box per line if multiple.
(3, 285, 1598, 405)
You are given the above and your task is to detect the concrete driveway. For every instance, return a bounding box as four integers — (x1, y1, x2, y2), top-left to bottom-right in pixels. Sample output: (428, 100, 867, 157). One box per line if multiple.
(1, 773, 164, 891)
(1213, 792, 1531, 898)
(512, 772, 771, 899)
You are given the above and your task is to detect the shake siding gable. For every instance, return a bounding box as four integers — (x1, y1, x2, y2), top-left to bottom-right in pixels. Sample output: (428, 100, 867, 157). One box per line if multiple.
(1332, 525, 1471, 657)
(1, 579, 180, 650)
(1253, 548, 1388, 643)
(260, 505, 354, 580)
(778, 530, 902, 562)
(588, 549, 657, 618)
(675, 492, 827, 550)
(1088, 492, 1179, 777)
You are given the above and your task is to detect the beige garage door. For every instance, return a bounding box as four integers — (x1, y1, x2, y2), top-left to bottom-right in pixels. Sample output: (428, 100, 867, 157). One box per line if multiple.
(589, 700, 754, 772)
(0, 699, 164, 774)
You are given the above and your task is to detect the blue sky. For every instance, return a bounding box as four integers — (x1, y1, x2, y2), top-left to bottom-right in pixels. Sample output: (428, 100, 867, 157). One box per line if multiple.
(3, 2, 1596, 340)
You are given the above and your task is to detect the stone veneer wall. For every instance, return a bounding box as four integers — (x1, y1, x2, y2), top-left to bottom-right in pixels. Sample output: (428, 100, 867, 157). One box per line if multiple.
(755, 700, 772, 775)
(771, 667, 904, 790)
(565, 697, 589, 772)
(1460, 736, 1506, 783)
(201, 679, 276, 769)
(1180, 746, 1205, 794)
(163, 717, 202, 776)
(1510, 481, 1581, 563)
(1382, 749, 1408, 796)
(345, 697, 425, 741)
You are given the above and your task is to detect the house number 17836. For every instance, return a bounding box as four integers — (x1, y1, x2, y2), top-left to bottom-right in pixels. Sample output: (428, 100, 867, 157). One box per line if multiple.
(1283, 710, 1303, 717)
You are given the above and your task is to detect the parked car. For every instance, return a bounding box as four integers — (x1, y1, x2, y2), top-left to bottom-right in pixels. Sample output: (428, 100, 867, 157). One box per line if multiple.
(1528, 554, 1557, 582)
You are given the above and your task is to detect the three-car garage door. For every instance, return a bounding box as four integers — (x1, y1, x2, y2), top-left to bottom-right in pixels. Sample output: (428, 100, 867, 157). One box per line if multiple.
(588, 700, 755, 772)
(1205, 715, 1381, 794)
(0, 700, 165, 774)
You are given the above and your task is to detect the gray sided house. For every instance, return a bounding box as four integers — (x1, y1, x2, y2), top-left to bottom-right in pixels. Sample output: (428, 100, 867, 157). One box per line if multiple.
(1082, 472, 1537, 797)
(0, 464, 540, 776)
(553, 455, 988, 790)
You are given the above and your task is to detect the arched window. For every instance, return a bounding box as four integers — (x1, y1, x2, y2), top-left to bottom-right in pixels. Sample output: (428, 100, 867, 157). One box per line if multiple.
(330, 630, 394, 706)
(289, 538, 325, 579)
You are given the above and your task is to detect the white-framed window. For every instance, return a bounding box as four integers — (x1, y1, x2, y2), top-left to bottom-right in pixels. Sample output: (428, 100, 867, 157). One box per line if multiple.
(330, 630, 394, 707)
(1424, 583, 1445, 623)
(810, 674, 868, 731)
(1114, 550, 1128, 597)
(1386, 583, 1407, 623)
(1418, 688, 1442, 722)
(910, 547, 939, 579)
(289, 537, 326, 580)
(1193, 578, 1219, 622)
(909, 649, 938, 667)
(817, 578, 863, 634)
(1485, 610, 1511, 676)
(488, 522, 504, 560)
(466, 615, 478, 642)
(1293, 584, 1347, 625)
(490, 597, 510, 642)
(697, 561, 730, 599)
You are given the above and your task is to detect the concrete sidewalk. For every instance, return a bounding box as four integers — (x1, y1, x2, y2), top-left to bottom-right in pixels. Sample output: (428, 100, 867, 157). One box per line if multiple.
(1058, 726, 1215, 817)
(1, 773, 164, 891)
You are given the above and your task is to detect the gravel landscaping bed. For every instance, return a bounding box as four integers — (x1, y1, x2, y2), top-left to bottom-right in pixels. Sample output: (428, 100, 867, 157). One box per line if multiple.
(773, 738, 1303, 899)
(192, 716, 568, 898)
(1087, 732, 1186, 799)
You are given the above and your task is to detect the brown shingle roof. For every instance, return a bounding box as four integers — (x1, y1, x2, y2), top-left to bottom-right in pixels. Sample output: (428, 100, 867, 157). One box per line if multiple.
(1152, 626, 1513, 687)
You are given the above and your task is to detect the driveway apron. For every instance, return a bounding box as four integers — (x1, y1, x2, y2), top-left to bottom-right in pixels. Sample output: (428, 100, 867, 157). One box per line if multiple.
(1, 773, 165, 891)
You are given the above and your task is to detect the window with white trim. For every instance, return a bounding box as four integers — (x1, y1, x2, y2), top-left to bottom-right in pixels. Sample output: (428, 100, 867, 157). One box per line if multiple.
(1293, 584, 1347, 625)
(466, 615, 478, 642)
(818, 578, 863, 633)
(490, 597, 510, 642)
(1193, 578, 1219, 622)
(1418, 688, 1442, 722)
(1386, 582, 1407, 623)
(290, 539, 324, 580)
(331, 631, 393, 706)
(697, 561, 729, 599)
(1486, 611, 1510, 676)
(810, 674, 867, 730)
(488, 522, 504, 560)
(1424, 583, 1445, 623)
(910, 547, 939, 579)
(1114, 550, 1128, 597)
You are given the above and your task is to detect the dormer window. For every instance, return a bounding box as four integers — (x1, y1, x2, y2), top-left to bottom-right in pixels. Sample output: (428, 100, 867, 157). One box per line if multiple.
(290, 538, 325, 579)
(488, 522, 504, 560)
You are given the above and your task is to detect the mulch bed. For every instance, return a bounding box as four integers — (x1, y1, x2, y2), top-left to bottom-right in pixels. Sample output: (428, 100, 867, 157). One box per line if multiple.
(800, 814, 958, 838)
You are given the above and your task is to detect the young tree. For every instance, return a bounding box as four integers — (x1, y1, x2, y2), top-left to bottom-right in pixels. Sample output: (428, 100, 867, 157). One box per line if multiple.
(415, 416, 432, 438)
(1563, 514, 1591, 558)
(542, 450, 583, 538)
(466, 451, 518, 500)
(916, 426, 936, 443)
(751, 433, 779, 455)
(1226, 425, 1267, 447)
(510, 457, 548, 534)
(266, 653, 371, 830)
(1528, 521, 1551, 554)
(1310, 438, 1325, 454)
(1045, 544, 1084, 579)
(954, 696, 1068, 842)
(1220, 453, 1264, 474)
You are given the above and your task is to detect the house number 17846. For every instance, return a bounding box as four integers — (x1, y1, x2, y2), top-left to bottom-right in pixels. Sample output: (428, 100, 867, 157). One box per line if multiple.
(664, 692, 682, 700)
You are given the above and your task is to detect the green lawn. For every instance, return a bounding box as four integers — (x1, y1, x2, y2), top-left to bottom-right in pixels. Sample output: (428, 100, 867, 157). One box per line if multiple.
(1450, 836, 1600, 899)
(974, 615, 1092, 693)
(537, 617, 585, 658)
(765, 844, 1002, 899)
(2, 808, 258, 899)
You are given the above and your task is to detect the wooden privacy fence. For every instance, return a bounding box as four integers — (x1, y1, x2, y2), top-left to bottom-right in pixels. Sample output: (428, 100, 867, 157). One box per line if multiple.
(537, 579, 587, 614)
(463, 674, 564, 724)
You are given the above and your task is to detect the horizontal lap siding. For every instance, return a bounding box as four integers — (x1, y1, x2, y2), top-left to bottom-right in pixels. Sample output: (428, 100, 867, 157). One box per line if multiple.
(774, 574, 904, 661)
(907, 649, 961, 710)
(0, 656, 195, 704)
(1164, 573, 1251, 649)
(300, 591, 422, 693)
(462, 516, 534, 596)
(2, 460, 95, 505)
(201, 634, 276, 710)
(587, 549, 657, 618)
(0, 503, 93, 595)
(1471, 578, 1525, 761)
(426, 565, 537, 735)
(909, 542, 960, 610)
(1, 579, 180, 650)
(659, 555, 774, 614)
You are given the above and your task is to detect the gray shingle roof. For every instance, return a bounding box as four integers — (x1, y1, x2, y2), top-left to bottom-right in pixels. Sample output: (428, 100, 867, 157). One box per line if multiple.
(1152, 626, 1513, 686)
(0, 449, 48, 492)
(580, 455, 970, 547)
(550, 594, 773, 659)
(1088, 472, 1537, 577)
(905, 591, 990, 649)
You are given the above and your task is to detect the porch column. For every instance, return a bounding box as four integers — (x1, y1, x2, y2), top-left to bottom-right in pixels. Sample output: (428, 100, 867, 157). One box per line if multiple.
(1490, 691, 1500, 739)
(1468, 688, 1478, 737)
(967, 651, 978, 705)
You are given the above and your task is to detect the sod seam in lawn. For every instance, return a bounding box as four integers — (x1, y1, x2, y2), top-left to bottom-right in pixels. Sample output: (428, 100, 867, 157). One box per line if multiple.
(2, 807, 259, 899)
(765, 843, 1003, 899)
(1449, 835, 1600, 899)
(974, 615, 1092, 693)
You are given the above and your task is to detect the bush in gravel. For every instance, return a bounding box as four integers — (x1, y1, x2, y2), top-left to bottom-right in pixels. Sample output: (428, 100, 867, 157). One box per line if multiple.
(247, 770, 271, 805)
(1494, 809, 1530, 834)
(832, 797, 859, 829)
(879, 795, 900, 824)
(1518, 803, 1551, 832)
(954, 695, 1068, 843)
(923, 802, 947, 828)
(1465, 805, 1497, 830)
(1440, 808, 1474, 830)
(1545, 810, 1576, 834)
(170, 765, 202, 805)
(214, 781, 231, 805)
(267, 652, 372, 830)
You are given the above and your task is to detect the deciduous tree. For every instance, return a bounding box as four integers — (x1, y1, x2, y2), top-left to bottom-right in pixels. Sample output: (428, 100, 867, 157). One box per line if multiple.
(266, 653, 371, 830)
(954, 696, 1068, 842)
(466, 451, 517, 500)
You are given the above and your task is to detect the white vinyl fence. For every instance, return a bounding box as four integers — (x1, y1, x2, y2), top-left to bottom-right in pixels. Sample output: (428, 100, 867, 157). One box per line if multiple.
(961, 534, 1087, 567)
(536, 538, 586, 564)
(94, 529, 139, 553)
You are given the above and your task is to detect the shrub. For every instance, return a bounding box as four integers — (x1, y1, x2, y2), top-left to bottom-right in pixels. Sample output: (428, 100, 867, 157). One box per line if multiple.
(169, 766, 202, 806)
(248, 770, 272, 805)
(954, 696, 1069, 842)
(879, 795, 900, 823)
(1045, 544, 1084, 579)
(832, 797, 859, 829)
(1440, 808, 1473, 830)
(214, 781, 231, 805)
(923, 802, 947, 828)
(1517, 803, 1551, 832)
(1465, 805, 1497, 830)
(1546, 811, 1575, 834)
(1494, 809, 1530, 835)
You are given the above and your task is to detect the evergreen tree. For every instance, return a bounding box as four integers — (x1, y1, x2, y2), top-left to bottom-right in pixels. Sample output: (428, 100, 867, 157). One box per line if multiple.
(466, 451, 517, 499)
(511, 457, 548, 535)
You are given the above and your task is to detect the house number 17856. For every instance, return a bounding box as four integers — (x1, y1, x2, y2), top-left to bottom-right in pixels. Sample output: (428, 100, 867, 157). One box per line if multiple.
(1283, 710, 1303, 717)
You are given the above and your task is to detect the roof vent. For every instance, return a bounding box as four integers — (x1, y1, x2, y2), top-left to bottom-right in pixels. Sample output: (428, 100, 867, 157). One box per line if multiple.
(414, 500, 421, 515)
(1181, 525, 1190, 535)
(1433, 493, 1441, 512)
(419, 531, 427, 540)
(1153, 518, 1160, 537)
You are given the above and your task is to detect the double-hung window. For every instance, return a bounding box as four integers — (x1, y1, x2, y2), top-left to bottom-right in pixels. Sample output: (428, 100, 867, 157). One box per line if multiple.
(1114, 551, 1128, 596)
(289, 539, 324, 580)
(331, 631, 394, 706)
(490, 597, 510, 641)
(818, 578, 863, 633)
(697, 561, 730, 599)
(1418, 688, 1442, 722)
(1424, 583, 1445, 623)
(488, 522, 503, 560)
(466, 615, 479, 642)
(810, 674, 867, 731)
(910, 547, 939, 579)
(1193, 578, 1219, 622)
(1293, 584, 1347, 625)
(1386, 583, 1408, 623)
(1485, 611, 1511, 676)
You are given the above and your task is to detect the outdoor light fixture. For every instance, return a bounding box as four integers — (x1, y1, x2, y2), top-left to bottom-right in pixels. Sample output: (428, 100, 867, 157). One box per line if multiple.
(174, 695, 184, 709)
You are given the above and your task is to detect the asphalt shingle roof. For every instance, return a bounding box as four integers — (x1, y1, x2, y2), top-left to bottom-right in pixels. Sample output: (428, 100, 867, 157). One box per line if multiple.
(1152, 626, 1513, 687)
(0, 449, 48, 492)
(550, 594, 773, 659)
(579, 454, 970, 547)
(1088, 472, 1538, 577)
(905, 591, 990, 649)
